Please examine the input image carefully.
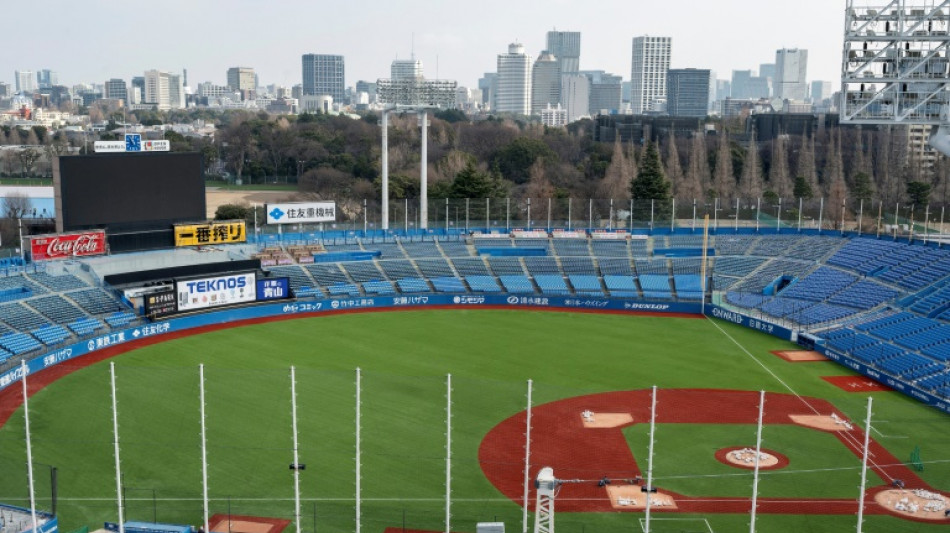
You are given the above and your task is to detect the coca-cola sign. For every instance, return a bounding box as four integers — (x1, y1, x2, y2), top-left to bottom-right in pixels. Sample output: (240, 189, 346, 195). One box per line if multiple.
(31, 231, 107, 261)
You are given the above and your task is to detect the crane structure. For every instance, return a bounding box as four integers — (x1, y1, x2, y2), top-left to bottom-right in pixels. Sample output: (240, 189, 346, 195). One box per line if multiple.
(531, 468, 651, 533)
(841, 1, 950, 155)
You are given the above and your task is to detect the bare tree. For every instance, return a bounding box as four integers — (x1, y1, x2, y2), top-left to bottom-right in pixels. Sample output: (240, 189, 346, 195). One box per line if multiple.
(739, 129, 763, 199)
(663, 132, 686, 198)
(685, 131, 709, 200)
(712, 129, 735, 200)
(16, 148, 41, 178)
(596, 138, 632, 200)
(524, 159, 555, 199)
(1, 190, 32, 219)
(796, 133, 819, 199)
(768, 135, 792, 199)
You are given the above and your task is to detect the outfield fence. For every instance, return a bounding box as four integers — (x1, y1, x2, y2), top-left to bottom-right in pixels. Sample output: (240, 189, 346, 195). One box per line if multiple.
(2, 362, 947, 533)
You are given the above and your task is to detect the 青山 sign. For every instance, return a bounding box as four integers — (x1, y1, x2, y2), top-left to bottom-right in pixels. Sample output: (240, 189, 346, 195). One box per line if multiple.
(266, 202, 336, 224)
(30, 230, 107, 261)
(174, 221, 246, 247)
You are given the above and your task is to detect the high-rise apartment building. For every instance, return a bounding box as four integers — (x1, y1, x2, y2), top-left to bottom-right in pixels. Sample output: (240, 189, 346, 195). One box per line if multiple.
(391, 59, 423, 81)
(301, 54, 345, 102)
(630, 36, 671, 114)
(531, 53, 561, 115)
(227, 67, 256, 98)
(495, 43, 532, 115)
(775, 48, 808, 101)
(666, 69, 711, 117)
(546, 30, 581, 74)
(144, 70, 185, 110)
(15, 70, 36, 94)
(104, 78, 128, 101)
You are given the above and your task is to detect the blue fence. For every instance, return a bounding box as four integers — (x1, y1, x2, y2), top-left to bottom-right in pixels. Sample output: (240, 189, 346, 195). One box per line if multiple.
(0, 296, 701, 394)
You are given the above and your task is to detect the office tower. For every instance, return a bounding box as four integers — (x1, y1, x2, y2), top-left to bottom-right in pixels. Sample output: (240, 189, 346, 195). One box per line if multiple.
(391, 58, 423, 80)
(144, 70, 185, 110)
(759, 63, 776, 81)
(0, 82, 9, 98)
(227, 67, 256, 98)
(546, 30, 581, 74)
(583, 71, 622, 114)
(561, 74, 590, 122)
(810, 80, 832, 103)
(531, 52, 560, 114)
(666, 68, 711, 117)
(37, 69, 58, 89)
(301, 54, 346, 102)
(15, 70, 36, 94)
(356, 80, 377, 101)
(775, 48, 808, 101)
(630, 36, 671, 114)
(104, 78, 128, 101)
(731, 70, 771, 99)
(478, 73, 497, 106)
(495, 43, 532, 115)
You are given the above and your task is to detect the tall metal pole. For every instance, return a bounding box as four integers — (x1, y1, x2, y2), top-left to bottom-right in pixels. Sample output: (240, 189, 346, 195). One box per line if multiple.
(894, 203, 900, 240)
(650, 200, 655, 232)
(420, 110, 428, 229)
(941, 206, 946, 246)
(506, 198, 511, 232)
(200, 365, 210, 533)
(877, 201, 883, 239)
(527, 198, 532, 230)
(445, 374, 452, 533)
(701, 215, 710, 316)
(568, 198, 572, 231)
(290, 367, 302, 533)
(735, 198, 740, 232)
(355, 368, 362, 533)
(670, 198, 676, 233)
(750, 390, 765, 533)
(691, 199, 697, 231)
(923, 204, 930, 244)
(609, 198, 614, 231)
(405, 198, 409, 234)
(630, 199, 634, 230)
(21, 361, 38, 533)
(856, 397, 873, 533)
(110, 362, 125, 533)
(644, 385, 658, 533)
(465, 199, 470, 233)
(522, 379, 533, 533)
(486, 198, 490, 232)
(19, 217, 25, 263)
(364, 199, 369, 235)
(548, 198, 553, 231)
(857, 199, 864, 236)
(755, 197, 761, 232)
(798, 197, 803, 232)
(818, 197, 824, 234)
(381, 110, 389, 230)
(841, 198, 847, 236)
(588, 198, 593, 230)
(777, 197, 782, 232)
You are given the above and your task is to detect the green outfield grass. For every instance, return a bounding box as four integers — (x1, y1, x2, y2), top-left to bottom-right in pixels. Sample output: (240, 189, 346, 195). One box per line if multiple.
(0, 310, 948, 533)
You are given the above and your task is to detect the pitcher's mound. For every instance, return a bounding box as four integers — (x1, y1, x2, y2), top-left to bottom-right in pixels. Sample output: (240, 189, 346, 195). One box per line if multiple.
(209, 514, 289, 533)
(715, 446, 789, 470)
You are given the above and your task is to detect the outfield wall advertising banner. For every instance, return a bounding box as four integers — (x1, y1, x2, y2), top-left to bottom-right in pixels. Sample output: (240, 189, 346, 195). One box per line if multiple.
(144, 289, 177, 318)
(30, 230, 107, 261)
(266, 202, 336, 224)
(704, 305, 795, 341)
(256, 278, 291, 301)
(174, 221, 246, 246)
(4, 295, 948, 415)
(176, 272, 256, 311)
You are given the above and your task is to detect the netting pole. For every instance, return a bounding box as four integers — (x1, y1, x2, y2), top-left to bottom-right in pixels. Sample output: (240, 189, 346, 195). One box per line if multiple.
(21, 361, 38, 533)
(381, 110, 389, 230)
(445, 374, 452, 533)
(818, 197, 824, 234)
(548, 198, 553, 231)
(355, 368, 362, 533)
(506, 198, 511, 232)
(941, 206, 946, 247)
(110, 362, 126, 533)
(734, 198, 740, 232)
(857, 199, 864, 236)
(588, 198, 593, 231)
(486, 198, 490, 232)
(856, 397, 873, 533)
(750, 390, 765, 533)
(923, 204, 930, 244)
(200, 364, 210, 533)
(568, 198, 572, 231)
(521, 379, 533, 533)
(670, 198, 675, 232)
(644, 385, 657, 533)
(291, 367, 302, 533)
(797, 197, 803, 232)
(755, 197, 761, 232)
(893, 203, 899, 240)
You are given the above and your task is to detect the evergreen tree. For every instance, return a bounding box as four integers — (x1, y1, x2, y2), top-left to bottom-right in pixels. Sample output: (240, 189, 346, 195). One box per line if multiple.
(793, 176, 814, 200)
(449, 161, 508, 199)
(630, 142, 671, 201)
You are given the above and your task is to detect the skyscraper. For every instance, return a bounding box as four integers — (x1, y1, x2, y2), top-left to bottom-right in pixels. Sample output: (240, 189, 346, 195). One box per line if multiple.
(301, 54, 346, 102)
(37, 69, 58, 89)
(531, 53, 560, 115)
(630, 36, 671, 114)
(810, 80, 832, 103)
(546, 30, 581, 74)
(495, 43, 532, 115)
(391, 58, 423, 80)
(583, 71, 622, 115)
(227, 67, 256, 98)
(561, 74, 590, 123)
(666, 69, 711, 117)
(775, 48, 808, 101)
(478, 73, 498, 107)
(15, 70, 36, 94)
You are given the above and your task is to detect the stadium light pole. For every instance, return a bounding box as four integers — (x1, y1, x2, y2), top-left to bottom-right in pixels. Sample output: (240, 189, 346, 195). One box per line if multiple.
(290, 367, 302, 533)
(521, 379, 533, 533)
(644, 385, 657, 533)
(381, 110, 390, 230)
(200, 365, 210, 533)
(355, 367, 362, 533)
(749, 390, 765, 533)
(420, 110, 428, 229)
(21, 360, 39, 533)
(445, 374, 452, 533)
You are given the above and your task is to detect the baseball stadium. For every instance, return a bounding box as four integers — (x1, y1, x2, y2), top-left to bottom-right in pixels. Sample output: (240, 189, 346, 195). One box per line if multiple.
(0, 144, 949, 533)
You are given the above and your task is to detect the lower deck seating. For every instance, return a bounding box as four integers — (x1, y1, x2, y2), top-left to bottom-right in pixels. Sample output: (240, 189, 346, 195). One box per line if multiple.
(568, 275, 604, 296)
(466, 276, 502, 293)
(604, 275, 639, 298)
(534, 275, 570, 296)
(499, 275, 536, 294)
(639, 275, 672, 299)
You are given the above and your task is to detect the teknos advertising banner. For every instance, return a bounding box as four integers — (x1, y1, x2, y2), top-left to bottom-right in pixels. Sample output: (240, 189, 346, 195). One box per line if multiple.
(176, 272, 256, 312)
(265, 202, 336, 224)
(31, 230, 107, 261)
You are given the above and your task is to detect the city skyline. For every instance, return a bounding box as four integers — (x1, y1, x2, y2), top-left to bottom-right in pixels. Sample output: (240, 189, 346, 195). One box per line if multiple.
(1, 0, 846, 92)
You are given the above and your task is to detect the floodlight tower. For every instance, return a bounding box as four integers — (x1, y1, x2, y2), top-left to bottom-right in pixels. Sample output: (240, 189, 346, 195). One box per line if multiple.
(533, 467, 557, 533)
(841, 1, 950, 155)
(377, 77, 458, 230)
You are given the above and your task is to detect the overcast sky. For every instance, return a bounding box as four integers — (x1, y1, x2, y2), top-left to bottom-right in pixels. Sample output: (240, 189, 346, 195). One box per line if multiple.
(4, 0, 848, 91)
